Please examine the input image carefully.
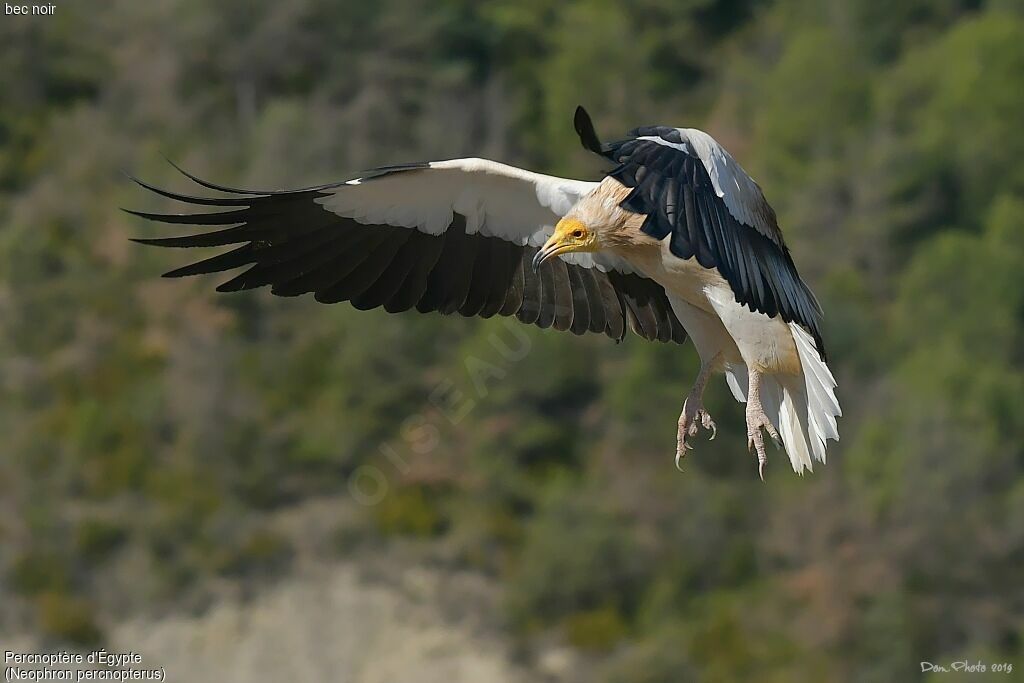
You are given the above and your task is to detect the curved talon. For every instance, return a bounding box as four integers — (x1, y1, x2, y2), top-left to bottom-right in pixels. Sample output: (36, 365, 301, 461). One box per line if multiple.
(675, 419, 691, 473)
(676, 401, 716, 470)
(701, 411, 717, 441)
(746, 408, 775, 481)
(748, 432, 767, 480)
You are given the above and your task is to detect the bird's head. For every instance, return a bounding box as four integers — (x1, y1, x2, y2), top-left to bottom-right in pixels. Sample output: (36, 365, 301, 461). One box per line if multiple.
(532, 217, 600, 272)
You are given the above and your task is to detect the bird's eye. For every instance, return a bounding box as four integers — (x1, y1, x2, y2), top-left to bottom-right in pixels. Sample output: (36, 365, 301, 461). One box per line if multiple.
(572, 229, 584, 238)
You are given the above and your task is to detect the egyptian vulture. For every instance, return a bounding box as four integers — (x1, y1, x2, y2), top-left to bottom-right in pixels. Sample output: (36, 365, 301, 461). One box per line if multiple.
(130, 107, 840, 478)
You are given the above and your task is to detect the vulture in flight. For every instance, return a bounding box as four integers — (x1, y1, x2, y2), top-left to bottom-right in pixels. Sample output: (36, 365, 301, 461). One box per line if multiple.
(130, 107, 840, 478)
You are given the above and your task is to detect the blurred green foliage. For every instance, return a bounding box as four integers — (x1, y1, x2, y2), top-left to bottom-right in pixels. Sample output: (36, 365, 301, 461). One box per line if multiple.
(1, 0, 1023, 678)
(373, 484, 450, 537)
(35, 592, 103, 647)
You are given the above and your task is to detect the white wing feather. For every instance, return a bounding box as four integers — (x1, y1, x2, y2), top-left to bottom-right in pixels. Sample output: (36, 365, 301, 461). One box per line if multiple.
(317, 158, 596, 245)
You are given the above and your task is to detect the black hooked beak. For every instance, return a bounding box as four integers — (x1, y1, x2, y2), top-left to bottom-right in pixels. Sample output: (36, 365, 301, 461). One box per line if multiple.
(533, 233, 569, 273)
(531, 245, 553, 273)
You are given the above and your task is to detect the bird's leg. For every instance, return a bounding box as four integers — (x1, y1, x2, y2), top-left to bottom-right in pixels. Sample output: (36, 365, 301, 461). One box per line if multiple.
(746, 369, 780, 481)
(675, 355, 719, 470)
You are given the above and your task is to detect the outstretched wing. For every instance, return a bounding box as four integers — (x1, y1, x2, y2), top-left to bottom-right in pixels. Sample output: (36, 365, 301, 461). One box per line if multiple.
(574, 107, 825, 358)
(129, 158, 687, 344)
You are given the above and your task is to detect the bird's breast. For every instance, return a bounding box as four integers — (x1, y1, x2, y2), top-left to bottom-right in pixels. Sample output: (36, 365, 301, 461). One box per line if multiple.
(622, 241, 728, 314)
(612, 241, 800, 373)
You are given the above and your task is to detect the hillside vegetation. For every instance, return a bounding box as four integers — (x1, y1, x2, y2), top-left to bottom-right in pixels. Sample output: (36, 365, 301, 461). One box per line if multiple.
(2, 1, 1023, 680)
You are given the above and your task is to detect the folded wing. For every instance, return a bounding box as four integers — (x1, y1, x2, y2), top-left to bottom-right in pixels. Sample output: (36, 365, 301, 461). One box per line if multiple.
(575, 107, 826, 358)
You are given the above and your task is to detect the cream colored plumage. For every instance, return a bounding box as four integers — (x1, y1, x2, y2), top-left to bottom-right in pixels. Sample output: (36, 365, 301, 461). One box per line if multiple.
(131, 107, 840, 478)
(548, 175, 839, 476)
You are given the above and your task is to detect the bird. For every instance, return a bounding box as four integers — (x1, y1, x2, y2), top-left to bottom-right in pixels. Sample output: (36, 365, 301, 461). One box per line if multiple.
(128, 106, 840, 479)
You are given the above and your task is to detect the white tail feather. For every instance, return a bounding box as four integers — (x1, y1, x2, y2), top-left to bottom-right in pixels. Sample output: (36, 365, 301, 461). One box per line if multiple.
(722, 326, 841, 474)
(791, 324, 841, 466)
(776, 377, 817, 473)
(725, 363, 748, 403)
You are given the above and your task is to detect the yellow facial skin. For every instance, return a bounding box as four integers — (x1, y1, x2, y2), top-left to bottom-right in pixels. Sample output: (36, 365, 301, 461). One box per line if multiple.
(532, 218, 598, 271)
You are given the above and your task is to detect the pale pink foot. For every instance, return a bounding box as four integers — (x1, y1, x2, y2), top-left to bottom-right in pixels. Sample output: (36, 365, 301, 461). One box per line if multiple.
(746, 404, 779, 481)
(675, 397, 717, 471)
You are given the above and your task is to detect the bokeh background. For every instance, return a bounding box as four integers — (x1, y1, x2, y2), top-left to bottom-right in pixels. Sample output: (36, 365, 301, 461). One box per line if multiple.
(2, 1, 1023, 681)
